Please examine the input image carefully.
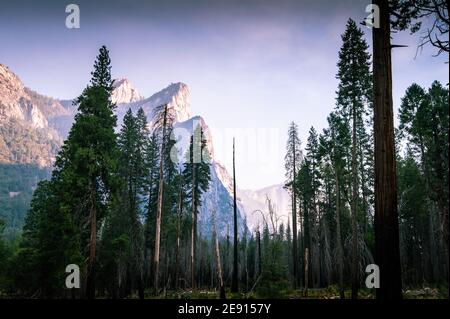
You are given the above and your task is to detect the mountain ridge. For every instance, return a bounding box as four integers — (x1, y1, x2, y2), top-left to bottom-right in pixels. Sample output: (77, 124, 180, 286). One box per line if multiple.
(0, 64, 256, 238)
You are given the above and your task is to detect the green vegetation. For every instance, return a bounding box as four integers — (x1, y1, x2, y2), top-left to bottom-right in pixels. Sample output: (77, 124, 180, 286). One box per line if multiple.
(0, 5, 448, 298)
(0, 164, 51, 241)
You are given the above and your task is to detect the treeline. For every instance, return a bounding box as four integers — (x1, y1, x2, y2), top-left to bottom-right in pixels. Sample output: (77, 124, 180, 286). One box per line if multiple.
(282, 19, 449, 298)
(0, 46, 219, 298)
(0, 46, 291, 299)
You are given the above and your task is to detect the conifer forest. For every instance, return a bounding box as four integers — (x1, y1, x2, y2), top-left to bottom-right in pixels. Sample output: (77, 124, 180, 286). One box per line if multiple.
(0, 0, 448, 300)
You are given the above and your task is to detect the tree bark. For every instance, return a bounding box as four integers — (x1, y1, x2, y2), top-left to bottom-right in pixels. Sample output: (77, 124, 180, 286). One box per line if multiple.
(373, 0, 402, 300)
(213, 208, 226, 299)
(304, 247, 309, 297)
(335, 168, 345, 299)
(154, 104, 168, 294)
(257, 229, 262, 277)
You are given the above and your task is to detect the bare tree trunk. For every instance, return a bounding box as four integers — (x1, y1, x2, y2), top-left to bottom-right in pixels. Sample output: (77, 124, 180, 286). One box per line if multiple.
(351, 102, 359, 299)
(231, 138, 239, 293)
(373, 0, 402, 300)
(154, 105, 168, 294)
(257, 229, 262, 277)
(298, 195, 304, 288)
(335, 169, 345, 299)
(213, 208, 226, 299)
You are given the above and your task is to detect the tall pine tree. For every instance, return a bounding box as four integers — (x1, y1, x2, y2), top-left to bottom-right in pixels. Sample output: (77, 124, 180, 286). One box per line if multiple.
(336, 19, 372, 299)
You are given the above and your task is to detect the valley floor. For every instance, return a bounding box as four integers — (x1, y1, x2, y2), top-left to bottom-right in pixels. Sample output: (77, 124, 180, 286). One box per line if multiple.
(146, 286, 448, 299)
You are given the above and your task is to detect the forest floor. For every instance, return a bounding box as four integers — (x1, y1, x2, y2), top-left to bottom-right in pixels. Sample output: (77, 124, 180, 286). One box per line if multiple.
(148, 286, 448, 299)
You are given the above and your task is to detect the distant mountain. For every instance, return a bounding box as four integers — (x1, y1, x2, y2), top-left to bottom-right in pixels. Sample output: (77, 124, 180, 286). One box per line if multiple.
(0, 64, 66, 167)
(116, 82, 192, 128)
(111, 78, 144, 104)
(238, 184, 291, 231)
(0, 64, 253, 238)
(170, 116, 248, 237)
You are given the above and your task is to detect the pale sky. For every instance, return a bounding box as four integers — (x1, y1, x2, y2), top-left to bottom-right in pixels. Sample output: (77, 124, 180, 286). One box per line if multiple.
(0, 0, 448, 189)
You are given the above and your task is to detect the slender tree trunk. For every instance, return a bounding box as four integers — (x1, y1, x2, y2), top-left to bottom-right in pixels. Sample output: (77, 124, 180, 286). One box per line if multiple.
(231, 138, 239, 293)
(335, 168, 345, 299)
(257, 229, 262, 277)
(191, 165, 197, 290)
(175, 175, 183, 290)
(351, 103, 359, 299)
(298, 195, 304, 288)
(359, 142, 369, 234)
(154, 105, 168, 294)
(145, 171, 154, 287)
(213, 209, 226, 299)
(373, 0, 402, 300)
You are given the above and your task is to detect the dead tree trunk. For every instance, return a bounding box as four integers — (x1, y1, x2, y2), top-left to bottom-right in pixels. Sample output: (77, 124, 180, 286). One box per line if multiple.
(373, 0, 402, 300)
(257, 228, 262, 277)
(213, 208, 226, 299)
(335, 168, 345, 299)
(154, 105, 168, 294)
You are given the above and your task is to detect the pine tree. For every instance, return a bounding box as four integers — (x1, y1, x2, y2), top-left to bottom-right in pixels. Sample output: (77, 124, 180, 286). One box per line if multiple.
(284, 122, 302, 287)
(13, 180, 82, 297)
(322, 111, 351, 298)
(41, 45, 119, 298)
(182, 124, 211, 289)
(336, 19, 372, 299)
(151, 104, 175, 293)
(102, 108, 147, 298)
(304, 127, 321, 287)
(397, 149, 429, 285)
(143, 131, 159, 285)
(398, 81, 449, 282)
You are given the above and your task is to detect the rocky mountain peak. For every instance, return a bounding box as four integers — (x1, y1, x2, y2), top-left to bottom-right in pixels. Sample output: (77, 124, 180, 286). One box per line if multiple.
(144, 82, 191, 122)
(0, 64, 26, 110)
(111, 77, 144, 104)
(0, 64, 49, 128)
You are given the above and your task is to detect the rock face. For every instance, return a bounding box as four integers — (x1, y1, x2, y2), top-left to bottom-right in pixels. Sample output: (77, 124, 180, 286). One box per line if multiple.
(0, 64, 69, 130)
(111, 78, 144, 104)
(0, 64, 45, 129)
(0, 64, 66, 166)
(0, 65, 249, 237)
(173, 117, 247, 238)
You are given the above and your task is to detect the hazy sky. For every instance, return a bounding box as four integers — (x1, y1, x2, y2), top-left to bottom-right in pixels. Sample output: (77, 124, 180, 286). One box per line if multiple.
(1, 0, 448, 189)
